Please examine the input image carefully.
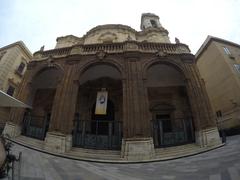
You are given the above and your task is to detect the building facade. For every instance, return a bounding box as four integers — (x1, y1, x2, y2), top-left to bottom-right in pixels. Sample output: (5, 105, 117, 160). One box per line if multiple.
(0, 41, 32, 132)
(196, 36, 240, 133)
(4, 14, 221, 161)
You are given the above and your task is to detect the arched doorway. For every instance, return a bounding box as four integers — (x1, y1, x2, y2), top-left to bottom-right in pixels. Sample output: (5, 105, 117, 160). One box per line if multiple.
(146, 63, 195, 147)
(21, 67, 63, 140)
(72, 64, 123, 150)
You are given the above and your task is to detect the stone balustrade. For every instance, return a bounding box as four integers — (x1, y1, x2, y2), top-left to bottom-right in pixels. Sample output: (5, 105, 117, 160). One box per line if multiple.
(33, 42, 191, 59)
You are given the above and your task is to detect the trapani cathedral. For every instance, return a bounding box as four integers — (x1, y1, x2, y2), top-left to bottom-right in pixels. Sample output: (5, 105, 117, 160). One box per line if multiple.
(4, 13, 221, 161)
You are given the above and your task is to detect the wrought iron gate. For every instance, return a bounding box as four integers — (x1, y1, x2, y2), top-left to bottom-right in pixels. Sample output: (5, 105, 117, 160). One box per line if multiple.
(21, 113, 50, 140)
(152, 118, 194, 147)
(72, 115, 122, 150)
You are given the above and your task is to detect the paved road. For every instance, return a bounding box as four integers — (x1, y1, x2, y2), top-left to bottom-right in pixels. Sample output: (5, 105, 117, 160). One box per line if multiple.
(7, 135, 240, 180)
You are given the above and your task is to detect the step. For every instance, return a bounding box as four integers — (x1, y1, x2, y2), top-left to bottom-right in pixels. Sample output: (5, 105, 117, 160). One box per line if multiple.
(155, 144, 201, 156)
(13, 135, 44, 149)
(71, 147, 121, 155)
(66, 150, 121, 160)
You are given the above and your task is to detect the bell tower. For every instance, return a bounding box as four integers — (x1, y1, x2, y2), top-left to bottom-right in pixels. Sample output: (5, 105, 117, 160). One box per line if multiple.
(140, 13, 162, 30)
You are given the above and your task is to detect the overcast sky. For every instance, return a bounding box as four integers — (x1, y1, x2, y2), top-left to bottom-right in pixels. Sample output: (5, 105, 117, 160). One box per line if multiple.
(1, 0, 240, 54)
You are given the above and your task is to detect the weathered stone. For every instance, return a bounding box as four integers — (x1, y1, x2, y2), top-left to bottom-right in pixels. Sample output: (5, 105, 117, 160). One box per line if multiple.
(121, 138, 155, 161)
(2, 122, 21, 138)
(44, 131, 72, 153)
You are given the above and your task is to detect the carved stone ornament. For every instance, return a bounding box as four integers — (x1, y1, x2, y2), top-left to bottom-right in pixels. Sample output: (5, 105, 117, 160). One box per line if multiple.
(177, 46, 190, 53)
(70, 46, 83, 55)
(156, 50, 167, 57)
(124, 42, 138, 51)
(96, 50, 106, 60)
(33, 52, 42, 59)
(47, 55, 54, 67)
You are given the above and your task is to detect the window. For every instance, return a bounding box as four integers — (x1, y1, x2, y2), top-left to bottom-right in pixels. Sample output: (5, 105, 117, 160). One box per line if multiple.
(0, 51, 6, 61)
(150, 20, 157, 28)
(7, 85, 15, 96)
(234, 64, 240, 73)
(223, 47, 231, 55)
(17, 62, 25, 74)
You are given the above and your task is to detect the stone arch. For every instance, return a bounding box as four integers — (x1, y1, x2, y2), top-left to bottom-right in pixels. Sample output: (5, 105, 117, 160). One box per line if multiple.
(75, 58, 125, 81)
(19, 62, 65, 140)
(142, 57, 189, 80)
(73, 59, 123, 150)
(145, 57, 195, 147)
(28, 62, 64, 84)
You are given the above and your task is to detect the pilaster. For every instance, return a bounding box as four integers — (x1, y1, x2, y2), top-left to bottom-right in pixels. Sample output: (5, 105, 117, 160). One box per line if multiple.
(122, 55, 151, 138)
(48, 65, 78, 134)
(185, 63, 216, 130)
(44, 131, 72, 153)
(195, 127, 221, 147)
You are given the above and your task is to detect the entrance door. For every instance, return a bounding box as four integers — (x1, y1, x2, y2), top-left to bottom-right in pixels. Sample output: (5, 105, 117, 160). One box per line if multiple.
(91, 100, 114, 135)
(156, 114, 172, 133)
(153, 114, 172, 147)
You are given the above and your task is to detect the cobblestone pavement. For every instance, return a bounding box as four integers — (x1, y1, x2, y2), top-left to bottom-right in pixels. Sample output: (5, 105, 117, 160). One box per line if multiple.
(8, 135, 240, 180)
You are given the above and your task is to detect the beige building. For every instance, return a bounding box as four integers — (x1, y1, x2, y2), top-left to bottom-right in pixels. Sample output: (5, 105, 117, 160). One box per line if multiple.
(196, 36, 240, 133)
(0, 41, 32, 131)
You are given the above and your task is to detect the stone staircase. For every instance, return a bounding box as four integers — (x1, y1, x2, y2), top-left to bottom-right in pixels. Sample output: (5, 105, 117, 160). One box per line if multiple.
(155, 143, 205, 160)
(9, 135, 222, 163)
(13, 135, 44, 150)
(66, 147, 122, 161)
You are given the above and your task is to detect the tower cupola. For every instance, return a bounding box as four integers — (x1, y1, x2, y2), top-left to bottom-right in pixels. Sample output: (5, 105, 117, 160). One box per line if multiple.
(140, 13, 162, 30)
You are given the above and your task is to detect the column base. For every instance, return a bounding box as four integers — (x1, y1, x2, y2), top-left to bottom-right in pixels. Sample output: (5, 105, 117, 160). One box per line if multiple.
(2, 122, 21, 138)
(121, 137, 155, 161)
(195, 127, 222, 147)
(44, 131, 72, 153)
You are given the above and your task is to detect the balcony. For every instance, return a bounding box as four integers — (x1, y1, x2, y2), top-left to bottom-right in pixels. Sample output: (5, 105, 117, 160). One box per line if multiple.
(33, 41, 191, 59)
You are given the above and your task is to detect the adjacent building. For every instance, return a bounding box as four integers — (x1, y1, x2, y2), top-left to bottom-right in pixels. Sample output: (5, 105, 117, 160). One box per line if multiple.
(0, 41, 32, 132)
(196, 36, 240, 133)
(4, 14, 221, 161)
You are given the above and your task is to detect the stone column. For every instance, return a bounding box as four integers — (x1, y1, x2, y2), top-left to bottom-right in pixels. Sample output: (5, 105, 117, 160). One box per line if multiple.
(185, 63, 221, 147)
(121, 52, 155, 160)
(44, 65, 79, 153)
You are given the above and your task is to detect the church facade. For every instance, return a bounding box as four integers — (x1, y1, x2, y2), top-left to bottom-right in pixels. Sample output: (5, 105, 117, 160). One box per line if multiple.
(4, 13, 221, 161)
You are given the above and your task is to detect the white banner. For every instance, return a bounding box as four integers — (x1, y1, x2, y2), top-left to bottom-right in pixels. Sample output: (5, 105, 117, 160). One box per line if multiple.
(95, 91, 108, 115)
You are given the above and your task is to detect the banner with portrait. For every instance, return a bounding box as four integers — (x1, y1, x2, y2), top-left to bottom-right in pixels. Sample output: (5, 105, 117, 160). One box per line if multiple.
(95, 91, 108, 115)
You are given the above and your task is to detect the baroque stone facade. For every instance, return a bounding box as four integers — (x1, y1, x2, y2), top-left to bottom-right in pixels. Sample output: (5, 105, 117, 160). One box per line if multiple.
(4, 13, 221, 160)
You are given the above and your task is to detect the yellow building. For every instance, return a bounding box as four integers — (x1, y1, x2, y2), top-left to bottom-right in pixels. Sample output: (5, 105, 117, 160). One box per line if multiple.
(0, 41, 32, 132)
(196, 36, 240, 134)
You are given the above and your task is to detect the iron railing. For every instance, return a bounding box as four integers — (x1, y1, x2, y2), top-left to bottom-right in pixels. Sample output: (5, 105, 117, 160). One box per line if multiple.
(21, 115, 49, 140)
(152, 118, 195, 147)
(72, 118, 122, 150)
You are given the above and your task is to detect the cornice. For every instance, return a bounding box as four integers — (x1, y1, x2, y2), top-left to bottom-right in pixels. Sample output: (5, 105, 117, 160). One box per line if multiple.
(0, 41, 33, 59)
(84, 24, 137, 37)
(32, 41, 191, 61)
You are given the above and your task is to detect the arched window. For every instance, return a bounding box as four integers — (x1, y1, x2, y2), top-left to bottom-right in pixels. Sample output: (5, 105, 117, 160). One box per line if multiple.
(150, 20, 157, 28)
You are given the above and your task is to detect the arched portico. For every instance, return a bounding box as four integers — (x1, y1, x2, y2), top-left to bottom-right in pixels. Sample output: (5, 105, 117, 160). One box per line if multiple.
(21, 67, 63, 140)
(145, 63, 194, 147)
(73, 63, 123, 149)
